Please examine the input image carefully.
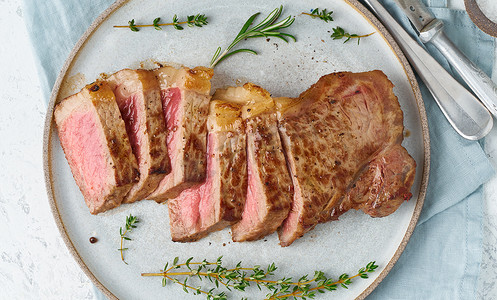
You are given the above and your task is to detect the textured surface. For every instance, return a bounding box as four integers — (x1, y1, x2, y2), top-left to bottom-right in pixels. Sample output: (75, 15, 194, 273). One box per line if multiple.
(55, 82, 139, 214)
(1, 1, 495, 300)
(106, 69, 170, 203)
(277, 71, 415, 246)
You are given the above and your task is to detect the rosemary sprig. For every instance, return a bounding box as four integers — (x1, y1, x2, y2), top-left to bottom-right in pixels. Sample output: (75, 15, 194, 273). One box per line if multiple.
(142, 256, 378, 299)
(330, 26, 375, 44)
(114, 14, 208, 31)
(209, 6, 296, 68)
(118, 214, 139, 264)
(301, 8, 334, 22)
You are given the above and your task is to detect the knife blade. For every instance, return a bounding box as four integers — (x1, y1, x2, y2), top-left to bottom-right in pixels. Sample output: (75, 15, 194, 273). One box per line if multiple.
(361, 0, 493, 140)
(395, 0, 497, 118)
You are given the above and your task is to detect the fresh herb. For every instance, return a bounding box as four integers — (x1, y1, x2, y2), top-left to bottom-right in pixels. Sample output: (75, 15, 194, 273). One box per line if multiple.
(142, 257, 378, 299)
(114, 14, 208, 31)
(209, 6, 296, 68)
(330, 26, 375, 44)
(301, 8, 375, 44)
(301, 8, 334, 22)
(118, 214, 139, 264)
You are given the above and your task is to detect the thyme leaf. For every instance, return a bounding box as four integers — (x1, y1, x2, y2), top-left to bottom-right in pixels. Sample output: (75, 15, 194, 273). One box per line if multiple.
(142, 257, 379, 299)
(330, 26, 375, 44)
(118, 214, 139, 264)
(209, 6, 296, 68)
(302, 8, 334, 22)
(114, 14, 208, 31)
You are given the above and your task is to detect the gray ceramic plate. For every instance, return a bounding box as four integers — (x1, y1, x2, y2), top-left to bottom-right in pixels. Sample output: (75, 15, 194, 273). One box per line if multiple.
(43, 0, 430, 299)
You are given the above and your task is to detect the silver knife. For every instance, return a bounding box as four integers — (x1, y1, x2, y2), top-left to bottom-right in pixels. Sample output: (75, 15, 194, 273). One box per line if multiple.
(396, 0, 497, 117)
(361, 0, 493, 140)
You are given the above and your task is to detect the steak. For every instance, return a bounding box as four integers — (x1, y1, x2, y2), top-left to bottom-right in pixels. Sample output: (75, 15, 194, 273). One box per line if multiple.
(107, 69, 171, 203)
(54, 81, 139, 214)
(147, 66, 213, 202)
(276, 71, 416, 246)
(168, 100, 247, 242)
(215, 83, 293, 242)
(331, 144, 416, 219)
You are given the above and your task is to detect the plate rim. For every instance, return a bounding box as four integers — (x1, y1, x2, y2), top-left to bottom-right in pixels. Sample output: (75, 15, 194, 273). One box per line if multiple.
(42, 0, 430, 299)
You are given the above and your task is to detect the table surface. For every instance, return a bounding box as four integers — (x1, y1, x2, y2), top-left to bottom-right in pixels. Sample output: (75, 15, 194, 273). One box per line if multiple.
(1, 0, 497, 299)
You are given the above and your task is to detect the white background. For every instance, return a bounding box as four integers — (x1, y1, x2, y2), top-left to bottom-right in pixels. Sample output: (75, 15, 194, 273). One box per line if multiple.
(1, 0, 497, 299)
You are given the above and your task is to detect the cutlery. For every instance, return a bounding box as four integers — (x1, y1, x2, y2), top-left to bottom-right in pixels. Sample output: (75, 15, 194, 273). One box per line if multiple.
(396, 0, 497, 118)
(361, 0, 493, 140)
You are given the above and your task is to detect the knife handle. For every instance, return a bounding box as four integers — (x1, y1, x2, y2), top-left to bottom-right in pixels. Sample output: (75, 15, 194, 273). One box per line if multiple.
(421, 20, 497, 117)
(361, 0, 493, 140)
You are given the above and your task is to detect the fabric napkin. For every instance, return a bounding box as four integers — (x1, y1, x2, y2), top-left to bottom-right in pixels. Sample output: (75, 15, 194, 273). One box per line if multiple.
(22, 0, 495, 299)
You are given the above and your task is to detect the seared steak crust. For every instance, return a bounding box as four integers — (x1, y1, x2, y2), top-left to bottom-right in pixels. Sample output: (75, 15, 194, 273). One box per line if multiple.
(332, 144, 416, 219)
(148, 66, 213, 202)
(107, 69, 170, 203)
(55, 81, 139, 214)
(277, 71, 414, 246)
(214, 83, 293, 242)
(231, 112, 293, 241)
(168, 101, 247, 242)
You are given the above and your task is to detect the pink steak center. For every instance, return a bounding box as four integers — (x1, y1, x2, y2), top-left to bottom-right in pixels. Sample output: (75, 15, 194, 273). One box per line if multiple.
(61, 111, 107, 200)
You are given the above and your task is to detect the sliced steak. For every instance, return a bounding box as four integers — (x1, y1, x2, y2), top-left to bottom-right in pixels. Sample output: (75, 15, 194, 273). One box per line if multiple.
(168, 100, 247, 242)
(148, 66, 213, 202)
(276, 71, 415, 246)
(107, 69, 170, 203)
(215, 83, 293, 242)
(54, 81, 139, 214)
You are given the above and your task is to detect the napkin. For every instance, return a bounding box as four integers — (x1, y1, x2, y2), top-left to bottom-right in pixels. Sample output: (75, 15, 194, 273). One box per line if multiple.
(22, 0, 495, 299)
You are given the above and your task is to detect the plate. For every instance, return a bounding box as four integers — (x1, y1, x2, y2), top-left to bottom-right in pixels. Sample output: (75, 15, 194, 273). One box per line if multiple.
(43, 0, 430, 299)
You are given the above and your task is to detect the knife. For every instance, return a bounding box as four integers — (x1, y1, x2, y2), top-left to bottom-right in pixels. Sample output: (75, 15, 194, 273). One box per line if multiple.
(361, 0, 493, 140)
(396, 0, 497, 117)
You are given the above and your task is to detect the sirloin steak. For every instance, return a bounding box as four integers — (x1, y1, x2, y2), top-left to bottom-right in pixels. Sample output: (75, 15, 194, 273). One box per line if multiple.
(148, 66, 213, 202)
(107, 69, 171, 203)
(54, 81, 139, 214)
(168, 100, 247, 242)
(276, 71, 416, 247)
(215, 83, 293, 242)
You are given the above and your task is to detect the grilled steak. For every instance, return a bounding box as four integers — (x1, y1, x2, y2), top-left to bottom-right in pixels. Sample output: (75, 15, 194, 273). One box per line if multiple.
(54, 81, 139, 214)
(168, 100, 247, 242)
(332, 144, 416, 218)
(276, 71, 415, 246)
(107, 69, 170, 203)
(215, 83, 293, 242)
(148, 66, 213, 202)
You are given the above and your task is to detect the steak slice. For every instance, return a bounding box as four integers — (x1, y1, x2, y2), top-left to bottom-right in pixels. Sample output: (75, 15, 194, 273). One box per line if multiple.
(168, 100, 247, 242)
(148, 66, 213, 202)
(54, 81, 139, 214)
(215, 83, 293, 242)
(331, 144, 416, 219)
(276, 71, 415, 246)
(107, 69, 171, 204)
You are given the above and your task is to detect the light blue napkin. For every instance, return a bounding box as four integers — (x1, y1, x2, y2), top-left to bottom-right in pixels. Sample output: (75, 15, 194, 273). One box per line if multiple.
(22, 0, 495, 299)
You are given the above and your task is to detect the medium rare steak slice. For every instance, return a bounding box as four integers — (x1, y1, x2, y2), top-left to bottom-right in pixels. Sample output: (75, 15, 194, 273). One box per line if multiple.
(148, 66, 213, 202)
(107, 69, 170, 204)
(215, 83, 293, 242)
(168, 100, 247, 242)
(54, 81, 139, 214)
(276, 71, 415, 246)
(331, 144, 416, 219)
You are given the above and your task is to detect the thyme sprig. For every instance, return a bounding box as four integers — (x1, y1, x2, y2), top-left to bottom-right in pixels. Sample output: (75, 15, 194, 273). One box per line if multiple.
(118, 214, 139, 264)
(302, 8, 375, 44)
(330, 26, 375, 44)
(114, 14, 208, 32)
(209, 6, 296, 68)
(301, 8, 334, 22)
(142, 256, 378, 299)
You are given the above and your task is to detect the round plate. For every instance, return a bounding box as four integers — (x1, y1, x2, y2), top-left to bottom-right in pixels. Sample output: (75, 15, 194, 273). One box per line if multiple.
(43, 0, 430, 299)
